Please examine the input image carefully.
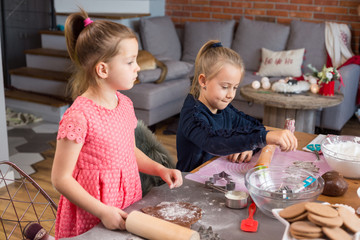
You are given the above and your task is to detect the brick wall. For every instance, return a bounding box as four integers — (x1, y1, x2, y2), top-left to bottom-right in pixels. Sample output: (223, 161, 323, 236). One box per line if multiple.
(165, 0, 360, 55)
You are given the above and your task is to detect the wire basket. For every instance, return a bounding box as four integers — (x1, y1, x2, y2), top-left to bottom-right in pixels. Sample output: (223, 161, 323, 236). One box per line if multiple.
(0, 161, 57, 239)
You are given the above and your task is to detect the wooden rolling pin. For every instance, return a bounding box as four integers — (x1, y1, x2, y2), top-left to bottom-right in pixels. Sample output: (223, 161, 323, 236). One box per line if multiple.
(254, 144, 277, 168)
(125, 211, 200, 240)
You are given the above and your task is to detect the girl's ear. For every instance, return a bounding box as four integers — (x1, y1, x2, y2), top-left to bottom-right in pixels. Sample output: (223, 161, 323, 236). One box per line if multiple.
(95, 62, 109, 79)
(198, 74, 206, 88)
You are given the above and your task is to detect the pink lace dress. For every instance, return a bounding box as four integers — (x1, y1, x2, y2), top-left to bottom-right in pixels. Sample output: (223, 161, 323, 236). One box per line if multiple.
(55, 92, 142, 239)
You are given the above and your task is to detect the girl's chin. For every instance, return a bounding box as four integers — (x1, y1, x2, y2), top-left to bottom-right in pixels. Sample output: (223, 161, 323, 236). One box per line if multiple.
(218, 102, 230, 110)
(117, 83, 134, 91)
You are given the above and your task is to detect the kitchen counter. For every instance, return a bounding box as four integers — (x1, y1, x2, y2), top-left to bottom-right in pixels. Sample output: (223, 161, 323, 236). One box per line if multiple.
(62, 173, 285, 240)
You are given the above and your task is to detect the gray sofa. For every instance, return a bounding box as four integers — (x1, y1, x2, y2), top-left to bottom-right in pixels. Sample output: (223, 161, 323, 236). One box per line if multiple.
(122, 16, 360, 131)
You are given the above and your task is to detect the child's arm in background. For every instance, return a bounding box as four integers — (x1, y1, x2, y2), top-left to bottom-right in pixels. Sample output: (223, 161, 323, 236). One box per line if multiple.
(181, 113, 268, 156)
(135, 146, 183, 188)
(227, 150, 253, 163)
(181, 115, 297, 156)
(232, 108, 297, 152)
(51, 139, 128, 230)
(266, 129, 298, 151)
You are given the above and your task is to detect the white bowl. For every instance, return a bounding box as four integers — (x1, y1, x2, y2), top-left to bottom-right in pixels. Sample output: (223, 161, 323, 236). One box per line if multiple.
(321, 135, 360, 179)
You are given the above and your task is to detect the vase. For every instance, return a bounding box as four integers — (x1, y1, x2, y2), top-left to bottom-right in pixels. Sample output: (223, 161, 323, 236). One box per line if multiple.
(318, 81, 335, 96)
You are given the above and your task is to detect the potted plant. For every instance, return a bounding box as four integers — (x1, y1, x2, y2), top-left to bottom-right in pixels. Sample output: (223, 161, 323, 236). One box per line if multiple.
(308, 64, 342, 96)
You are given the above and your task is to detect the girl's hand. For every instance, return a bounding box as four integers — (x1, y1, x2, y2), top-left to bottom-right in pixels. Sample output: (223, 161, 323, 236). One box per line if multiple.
(100, 205, 128, 230)
(227, 151, 253, 163)
(158, 167, 183, 189)
(227, 153, 240, 162)
(266, 130, 298, 152)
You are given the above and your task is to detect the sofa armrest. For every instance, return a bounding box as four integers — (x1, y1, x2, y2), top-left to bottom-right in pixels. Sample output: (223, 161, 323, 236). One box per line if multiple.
(320, 64, 360, 131)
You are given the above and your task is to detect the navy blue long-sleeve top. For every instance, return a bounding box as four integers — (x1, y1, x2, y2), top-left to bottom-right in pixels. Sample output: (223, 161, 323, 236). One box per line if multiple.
(176, 94, 268, 172)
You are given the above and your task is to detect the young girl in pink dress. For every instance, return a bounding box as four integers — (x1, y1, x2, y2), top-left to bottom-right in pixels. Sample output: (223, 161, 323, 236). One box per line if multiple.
(51, 10, 183, 239)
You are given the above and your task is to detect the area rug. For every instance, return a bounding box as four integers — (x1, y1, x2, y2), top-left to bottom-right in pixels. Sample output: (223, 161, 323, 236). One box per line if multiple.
(6, 107, 42, 127)
(8, 122, 58, 176)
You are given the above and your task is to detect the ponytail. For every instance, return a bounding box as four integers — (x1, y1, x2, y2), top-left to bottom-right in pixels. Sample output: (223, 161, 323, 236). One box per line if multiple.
(190, 40, 244, 99)
(64, 9, 88, 64)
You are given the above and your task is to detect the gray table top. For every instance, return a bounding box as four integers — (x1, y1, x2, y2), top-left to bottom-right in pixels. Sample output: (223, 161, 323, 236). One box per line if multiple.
(62, 173, 285, 240)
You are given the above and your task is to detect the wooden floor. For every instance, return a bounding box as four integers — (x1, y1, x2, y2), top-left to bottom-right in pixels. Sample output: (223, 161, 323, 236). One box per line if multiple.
(1, 115, 360, 239)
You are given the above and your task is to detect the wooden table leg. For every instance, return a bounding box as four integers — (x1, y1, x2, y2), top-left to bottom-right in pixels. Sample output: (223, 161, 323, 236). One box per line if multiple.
(295, 109, 317, 133)
(263, 106, 316, 133)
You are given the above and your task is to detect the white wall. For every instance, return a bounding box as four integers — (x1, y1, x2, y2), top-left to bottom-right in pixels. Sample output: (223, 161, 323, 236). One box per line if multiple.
(54, 0, 164, 15)
(54, 0, 165, 30)
(0, 38, 10, 175)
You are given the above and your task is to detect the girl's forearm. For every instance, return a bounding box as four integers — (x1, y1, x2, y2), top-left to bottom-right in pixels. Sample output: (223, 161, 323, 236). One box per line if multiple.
(134, 147, 165, 176)
(52, 139, 106, 220)
(53, 175, 106, 219)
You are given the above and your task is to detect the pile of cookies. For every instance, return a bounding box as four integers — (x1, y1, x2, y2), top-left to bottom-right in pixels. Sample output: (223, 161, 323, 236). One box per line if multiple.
(279, 202, 360, 239)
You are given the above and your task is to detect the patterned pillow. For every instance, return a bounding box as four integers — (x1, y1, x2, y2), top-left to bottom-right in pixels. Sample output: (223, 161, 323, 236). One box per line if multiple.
(257, 48, 305, 77)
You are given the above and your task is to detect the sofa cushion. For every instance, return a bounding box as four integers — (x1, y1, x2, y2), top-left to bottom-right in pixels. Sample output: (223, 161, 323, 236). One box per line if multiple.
(286, 20, 326, 73)
(182, 20, 236, 63)
(121, 78, 190, 110)
(257, 48, 305, 77)
(140, 16, 182, 60)
(232, 18, 290, 72)
(134, 32, 143, 50)
(137, 60, 193, 83)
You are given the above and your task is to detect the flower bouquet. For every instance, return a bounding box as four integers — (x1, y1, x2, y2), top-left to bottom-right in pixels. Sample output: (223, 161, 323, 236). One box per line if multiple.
(308, 64, 341, 96)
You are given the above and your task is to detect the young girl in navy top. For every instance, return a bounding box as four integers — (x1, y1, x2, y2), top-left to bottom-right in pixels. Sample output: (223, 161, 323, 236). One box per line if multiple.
(176, 40, 298, 172)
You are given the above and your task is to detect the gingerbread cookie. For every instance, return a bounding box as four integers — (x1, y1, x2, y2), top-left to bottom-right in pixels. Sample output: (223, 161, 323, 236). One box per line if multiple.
(305, 202, 338, 218)
(308, 213, 343, 228)
(281, 203, 357, 239)
(337, 206, 360, 233)
(322, 227, 352, 240)
(141, 202, 202, 228)
(287, 212, 308, 223)
(279, 202, 307, 219)
(290, 221, 322, 234)
(290, 229, 323, 239)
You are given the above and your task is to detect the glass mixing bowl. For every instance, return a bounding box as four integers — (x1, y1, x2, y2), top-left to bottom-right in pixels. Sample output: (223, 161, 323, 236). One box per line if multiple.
(321, 135, 360, 179)
(245, 166, 324, 218)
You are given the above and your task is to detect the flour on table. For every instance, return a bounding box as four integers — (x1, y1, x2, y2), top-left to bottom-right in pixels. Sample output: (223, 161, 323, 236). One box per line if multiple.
(141, 201, 202, 228)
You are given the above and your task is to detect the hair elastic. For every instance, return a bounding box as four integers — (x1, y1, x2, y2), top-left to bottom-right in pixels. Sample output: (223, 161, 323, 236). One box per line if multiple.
(211, 42, 223, 48)
(84, 17, 93, 27)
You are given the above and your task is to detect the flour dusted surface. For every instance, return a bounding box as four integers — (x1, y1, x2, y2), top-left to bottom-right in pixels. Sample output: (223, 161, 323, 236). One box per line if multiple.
(141, 202, 202, 228)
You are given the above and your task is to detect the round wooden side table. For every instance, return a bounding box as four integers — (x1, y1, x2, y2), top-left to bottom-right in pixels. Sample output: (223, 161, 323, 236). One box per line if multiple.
(239, 84, 344, 133)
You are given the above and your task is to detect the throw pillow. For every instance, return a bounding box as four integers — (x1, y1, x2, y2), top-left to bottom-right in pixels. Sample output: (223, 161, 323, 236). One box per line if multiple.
(137, 60, 193, 83)
(140, 16, 182, 60)
(232, 18, 290, 72)
(182, 20, 236, 63)
(286, 20, 326, 73)
(258, 48, 305, 77)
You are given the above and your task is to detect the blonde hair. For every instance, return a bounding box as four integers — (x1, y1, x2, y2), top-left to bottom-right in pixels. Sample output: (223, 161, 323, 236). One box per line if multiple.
(65, 9, 137, 99)
(190, 40, 245, 99)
